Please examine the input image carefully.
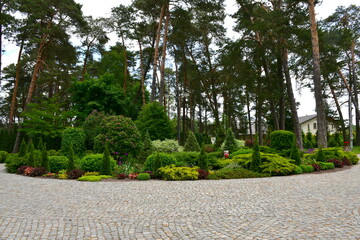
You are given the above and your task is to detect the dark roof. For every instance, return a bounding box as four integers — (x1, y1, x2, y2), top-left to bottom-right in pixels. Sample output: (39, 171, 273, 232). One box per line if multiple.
(299, 114, 317, 124)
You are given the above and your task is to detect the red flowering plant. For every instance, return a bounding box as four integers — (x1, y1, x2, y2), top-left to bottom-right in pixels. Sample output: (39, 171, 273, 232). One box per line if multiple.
(344, 141, 349, 146)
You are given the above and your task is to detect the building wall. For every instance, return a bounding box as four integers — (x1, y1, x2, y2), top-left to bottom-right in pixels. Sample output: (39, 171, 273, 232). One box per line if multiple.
(301, 118, 337, 135)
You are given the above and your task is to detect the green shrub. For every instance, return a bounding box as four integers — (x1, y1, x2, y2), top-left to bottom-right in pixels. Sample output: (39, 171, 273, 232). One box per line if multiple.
(270, 130, 295, 151)
(290, 142, 301, 165)
(250, 137, 261, 172)
(259, 146, 278, 154)
(77, 175, 102, 182)
(230, 148, 252, 158)
(143, 152, 177, 172)
(27, 141, 35, 167)
(135, 102, 174, 140)
(222, 128, 237, 152)
(232, 153, 253, 169)
(79, 154, 116, 172)
(137, 173, 151, 180)
(172, 152, 199, 167)
(83, 110, 106, 150)
(61, 128, 86, 158)
(343, 151, 359, 165)
(41, 143, 50, 172)
(36, 137, 44, 151)
(184, 131, 201, 152)
(138, 131, 155, 163)
(94, 115, 141, 156)
(66, 145, 76, 173)
(318, 162, 335, 170)
(0, 151, 9, 163)
(214, 159, 236, 169)
(300, 164, 314, 173)
(158, 165, 199, 180)
(18, 139, 27, 157)
(198, 148, 208, 171)
(260, 154, 296, 176)
(48, 150, 59, 156)
(49, 156, 69, 173)
(316, 148, 326, 162)
(293, 165, 303, 174)
(304, 132, 314, 149)
(208, 167, 270, 180)
(5, 154, 28, 173)
(152, 139, 181, 153)
(100, 143, 112, 175)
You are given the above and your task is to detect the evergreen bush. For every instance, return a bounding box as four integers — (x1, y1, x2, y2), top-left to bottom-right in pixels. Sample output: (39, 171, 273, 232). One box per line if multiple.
(5, 154, 28, 173)
(79, 154, 116, 172)
(316, 148, 326, 162)
(41, 143, 50, 172)
(28, 141, 35, 167)
(100, 143, 112, 175)
(172, 152, 199, 167)
(270, 130, 295, 151)
(184, 131, 201, 152)
(138, 132, 155, 163)
(36, 137, 44, 151)
(143, 152, 177, 172)
(290, 142, 301, 165)
(152, 139, 181, 153)
(305, 132, 314, 149)
(49, 156, 69, 173)
(0, 151, 9, 163)
(250, 137, 261, 172)
(222, 128, 237, 152)
(83, 110, 106, 150)
(18, 139, 28, 157)
(66, 145, 76, 173)
(198, 147, 208, 171)
(61, 128, 86, 158)
(137, 173, 151, 180)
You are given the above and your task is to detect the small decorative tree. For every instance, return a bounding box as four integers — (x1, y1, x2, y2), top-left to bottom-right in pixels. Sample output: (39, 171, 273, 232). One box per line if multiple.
(316, 148, 326, 162)
(153, 152, 162, 178)
(66, 144, 76, 173)
(250, 136, 261, 172)
(222, 128, 237, 152)
(305, 132, 314, 149)
(290, 142, 301, 166)
(198, 147, 208, 171)
(138, 131, 155, 163)
(36, 137, 44, 151)
(28, 141, 35, 167)
(184, 131, 201, 152)
(18, 139, 28, 157)
(61, 128, 86, 158)
(100, 142, 112, 175)
(41, 143, 50, 172)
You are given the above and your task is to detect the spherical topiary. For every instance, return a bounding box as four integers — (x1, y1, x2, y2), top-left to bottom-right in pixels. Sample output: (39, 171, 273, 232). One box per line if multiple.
(184, 131, 201, 152)
(61, 128, 86, 158)
(93, 115, 142, 157)
(270, 130, 295, 151)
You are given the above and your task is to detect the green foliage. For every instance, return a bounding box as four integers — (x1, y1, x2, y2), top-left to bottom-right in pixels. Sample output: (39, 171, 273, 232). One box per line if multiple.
(5, 154, 28, 173)
(328, 133, 342, 147)
(152, 139, 182, 153)
(316, 148, 326, 162)
(184, 131, 201, 152)
(143, 152, 177, 172)
(41, 144, 50, 172)
(300, 165, 314, 173)
(82, 110, 107, 150)
(293, 166, 303, 174)
(0, 128, 17, 152)
(61, 128, 86, 158)
(100, 143, 112, 175)
(215, 127, 226, 147)
(157, 165, 199, 181)
(290, 142, 301, 165)
(77, 175, 102, 182)
(137, 132, 155, 163)
(230, 148, 252, 158)
(342, 151, 359, 165)
(135, 102, 174, 140)
(93, 115, 141, 156)
(270, 130, 295, 151)
(0, 151, 9, 163)
(49, 156, 69, 173)
(172, 152, 199, 167)
(198, 148, 208, 171)
(222, 128, 237, 152)
(66, 145, 76, 173)
(137, 173, 151, 180)
(27, 141, 35, 167)
(214, 159, 237, 169)
(318, 162, 335, 170)
(18, 139, 28, 157)
(79, 154, 116, 172)
(208, 167, 270, 180)
(304, 132, 314, 149)
(260, 154, 297, 176)
(36, 137, 44, 151)
(250, 137, 261, 172)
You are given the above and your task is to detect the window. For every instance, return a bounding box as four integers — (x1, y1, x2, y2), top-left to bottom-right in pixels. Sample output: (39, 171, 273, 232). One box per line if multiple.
(313, 123, 317, 129)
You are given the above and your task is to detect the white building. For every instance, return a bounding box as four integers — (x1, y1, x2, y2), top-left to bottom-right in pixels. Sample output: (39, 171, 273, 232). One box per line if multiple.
(299, 114, 337, 135)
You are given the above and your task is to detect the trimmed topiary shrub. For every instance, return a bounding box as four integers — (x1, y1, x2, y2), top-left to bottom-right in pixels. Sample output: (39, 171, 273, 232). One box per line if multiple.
(184, 131, 201, 152)
(83, 110, 106, 150)
(137, 173, 151, 180)
(290, 142, 301, 166)
(5, 154, 28, 173)
(172, 152, 199, 167)
(300, 164, 314, 173)
(61, 128, 86, 158)
(100, 143, 112, 175)
(49, 156, 69, 173)
(250, 137, 261, 172)
(198, 148, 209, 171)
(157, 165, 199, 180)
(138, 131, 155, 163)
(316, 148, 326, 162)
(41, 143, 50, 172)
(79, 154, 116, 172)
(18, 139, 28, 157)
(143, 152, 177, 172)
(293, 165, 303, 174)
(93, 115, 142, 156)
(27, 141, 35, 167)
(135, 102, 174, 140)
(270, 130, 295, 151)
(222, 128, 237, 152)
(66, 145, 76, 173)
(152, 139, 181, 153)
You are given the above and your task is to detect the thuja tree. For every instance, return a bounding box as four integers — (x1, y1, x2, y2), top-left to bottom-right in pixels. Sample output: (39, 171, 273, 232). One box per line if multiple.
(41, 143, 50, 172)
(198, 147, 208, 171)
(100, 143, 112, 175)
(66, 145, 76, 173)
(61, 128, 86, 158)
(290, 142, 301, 166)
(27, 141, 35, 167)
(250, 137, 261, 172)
(18, 139, 27, 157)
(222, 128, 237, 152)
(138, 131, 155, 163)
(184, 131, 201, 152)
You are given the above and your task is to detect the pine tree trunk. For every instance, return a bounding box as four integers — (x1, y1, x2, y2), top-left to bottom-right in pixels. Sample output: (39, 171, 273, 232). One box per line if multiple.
(159, 5, 170, 106)
(81, 44, 90, 82)
(277, 52, 285, 130)
(350, 40, 360, 145)
(246, 89, 253, 140)
(150, 4, 166, 102)
(9, 39, 24, 129)
(138, 40, 146, 106)
(308, 0, 327, 148)
(282, 46, 303, 150)
(121, 34, 128, 94)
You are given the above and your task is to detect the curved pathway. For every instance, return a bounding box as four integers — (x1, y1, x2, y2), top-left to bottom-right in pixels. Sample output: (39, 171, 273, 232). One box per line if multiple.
(0, 163, 360, 239)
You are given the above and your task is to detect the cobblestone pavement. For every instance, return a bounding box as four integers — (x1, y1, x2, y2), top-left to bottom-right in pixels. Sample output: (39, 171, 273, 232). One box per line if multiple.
(0, 163, 360, 240)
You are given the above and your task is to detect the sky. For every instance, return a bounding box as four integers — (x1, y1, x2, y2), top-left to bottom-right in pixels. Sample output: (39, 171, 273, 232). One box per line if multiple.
(1, 0, 359, 118)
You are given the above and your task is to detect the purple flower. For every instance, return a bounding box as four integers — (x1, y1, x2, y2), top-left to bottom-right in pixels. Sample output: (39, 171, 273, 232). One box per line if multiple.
(115, 152, 119, 155)
(124, 153, 128, 156)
